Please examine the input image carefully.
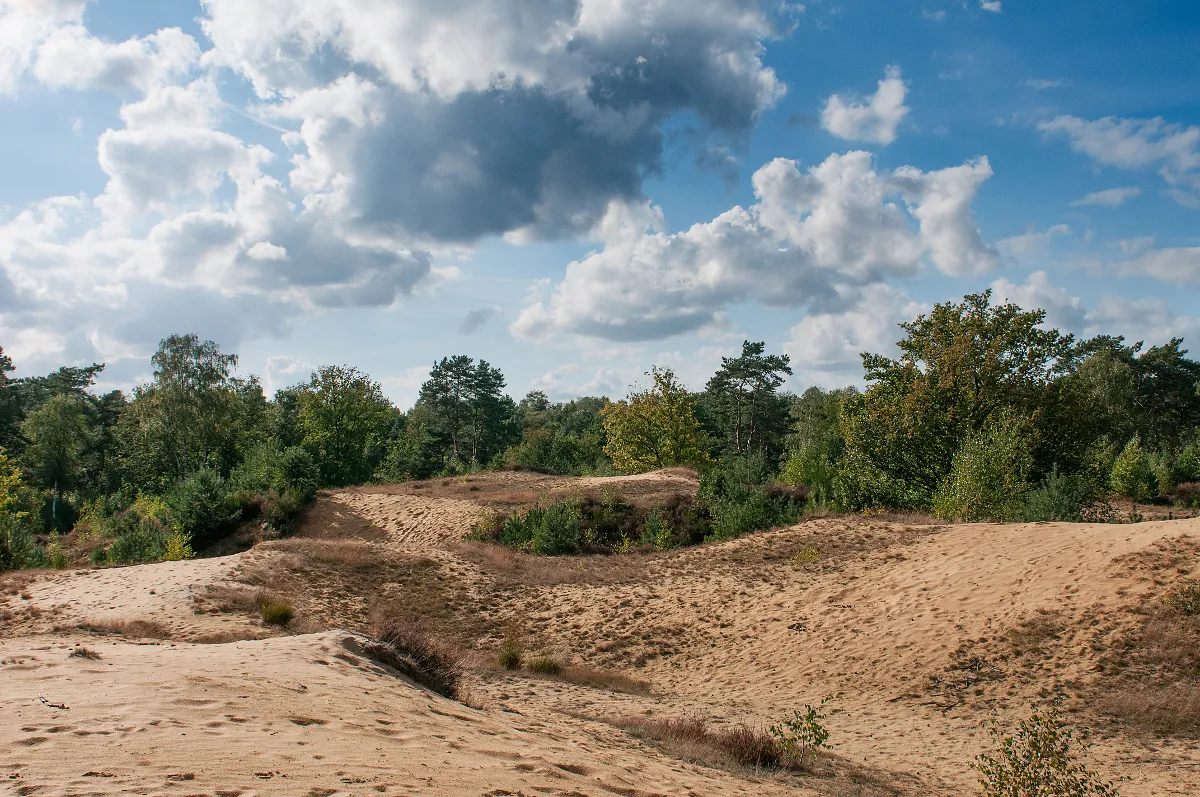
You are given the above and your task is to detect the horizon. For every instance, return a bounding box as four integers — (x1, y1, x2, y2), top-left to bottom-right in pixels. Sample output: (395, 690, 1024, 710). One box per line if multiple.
(2, 0, 1198, 407)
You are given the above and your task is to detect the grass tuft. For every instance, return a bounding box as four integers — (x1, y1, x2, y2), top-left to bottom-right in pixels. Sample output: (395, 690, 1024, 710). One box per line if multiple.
(363, 619, 463, 700)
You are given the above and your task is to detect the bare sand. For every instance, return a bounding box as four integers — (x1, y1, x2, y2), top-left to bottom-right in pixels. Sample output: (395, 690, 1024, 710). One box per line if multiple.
(2, 471, 1197, 796)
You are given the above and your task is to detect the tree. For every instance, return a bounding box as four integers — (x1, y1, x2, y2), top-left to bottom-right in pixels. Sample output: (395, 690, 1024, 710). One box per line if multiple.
(781, 386, 855, 503)
(21, 394, 89, 526)
(145, 334, 240, 478)
(840, 291, 1075, 507)
(704, 341, 793, 460)
(602, 367, 711, 474)
(932, 414, 1033, 521)
(0, 347, 21, 452)
(297, 365, 395, 486)
(417, 356, 517, 470)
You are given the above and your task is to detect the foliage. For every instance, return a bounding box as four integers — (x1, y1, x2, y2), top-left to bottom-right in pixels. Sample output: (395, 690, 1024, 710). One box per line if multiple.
(297, 365, 395, 486)
(231, 442, 319, 501)
(769, 698, 833, 770)
(527, 654, 563, 675)
(167, 468, 240, 546)
(499, 500, 585, 555)
(603, 367, 711, 474)
(699, 455, 806, 541)
(841, 291, 1075, 508)
(1174, 482, 1200, 508)
(1020, 466, 1093, 522)
(703, 341, 793, 460)
(1110, 436, 1156, 502)
(20, 394, 89, 526)
(933, 415, 1033, 522)
(781, 386, 853, 505)
(0, 513, 46, 571)
(417, 356, 518, 471)
(972, 704, 1121, 797)
(499, 631, 524, 670)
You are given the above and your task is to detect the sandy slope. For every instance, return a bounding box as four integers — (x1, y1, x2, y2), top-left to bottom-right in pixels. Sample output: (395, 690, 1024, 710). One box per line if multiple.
(2, 472, 1198, 796)
(1, 631, 815, 797)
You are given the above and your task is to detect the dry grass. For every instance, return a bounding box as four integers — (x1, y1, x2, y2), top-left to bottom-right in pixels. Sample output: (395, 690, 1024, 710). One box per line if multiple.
(1004, 609, 1065, 657)
(186, 628, 267, 644)
(610, 714, 783, 771)
(361, 618, 464, 700)
(450, 540, 656, 588)
(193, 584, 262, 615)
(1097, 685, 1200, 736)
(69, 645, 101, 659)
(551, 664, 651, 695)
(69, 618, 174, 640)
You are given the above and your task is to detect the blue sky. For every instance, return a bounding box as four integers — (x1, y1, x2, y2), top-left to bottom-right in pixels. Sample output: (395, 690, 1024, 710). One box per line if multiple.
(1, 0, 1197, 406)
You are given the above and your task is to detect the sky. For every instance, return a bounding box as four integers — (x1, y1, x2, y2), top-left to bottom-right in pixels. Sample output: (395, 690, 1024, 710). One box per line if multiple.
(1, 0, 1198, 407)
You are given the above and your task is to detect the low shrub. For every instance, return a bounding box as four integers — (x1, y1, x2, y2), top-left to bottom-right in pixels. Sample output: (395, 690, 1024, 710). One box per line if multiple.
(1111, 436, 1156, 503)
(1165, 580, 1200, 616)
(364, 619, 463, 700)
(972, 704, 1121, 797)
(0, 514, 48, 572)
(167, 469, 240, 547)
(70, 646, 101, 660)
(527, 654, 563, 675)
(768, 698, 833, 770)
(1173, 482, 1200, 508)
(1020, 466, 1094, 522)
(499, 631, 524, 670)
(258, 592, 295, 626)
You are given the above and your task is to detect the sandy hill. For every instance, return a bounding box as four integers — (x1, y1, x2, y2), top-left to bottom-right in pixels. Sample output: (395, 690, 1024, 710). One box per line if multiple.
(2, 469, 1197, 796)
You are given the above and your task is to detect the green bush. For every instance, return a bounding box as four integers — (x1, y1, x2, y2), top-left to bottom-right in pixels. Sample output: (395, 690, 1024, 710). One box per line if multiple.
(769, 698, 833, 770)
(233, 443, 319, 501)
(259, 594, 294, 626)
(933, 416, 1032, 522)
(1110, 436, 1156, 502)
(972, 704, 1120, 797)
(167, 468, 240, 546)
(0, 514, 47, 571)
(104, 518, 172, 565)
(498, 500, 584, 555)
(1020, 466, 1093, 522)
(699, 456, 806, 541)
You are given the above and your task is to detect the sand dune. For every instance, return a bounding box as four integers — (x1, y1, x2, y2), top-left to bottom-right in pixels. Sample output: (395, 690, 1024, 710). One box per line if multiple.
(3, 471, 1198, 796)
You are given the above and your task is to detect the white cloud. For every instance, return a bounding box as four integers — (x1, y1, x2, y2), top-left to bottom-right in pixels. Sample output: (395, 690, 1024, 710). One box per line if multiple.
(33, 25, 199, 92)
(1116, 246, 1200, 286)
(1084, 296, 1200, 343)
(0, 0, 85, 93)
(820, 66, 909, 145)
(997, 223, 1071, 259)
(990, 270, 1086, 331)
(980, 1, 1003, 12)
(1025, 78, 1065, 90)
(783, 284, 924, 387)
(512, 151, 997, 342)
(1040, 115, 1200, 206)
(1069, 186, 1141, 207)
(921, 9, 947, 22)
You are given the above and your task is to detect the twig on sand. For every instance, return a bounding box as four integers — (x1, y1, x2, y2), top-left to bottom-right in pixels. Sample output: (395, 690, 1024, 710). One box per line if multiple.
(38, 695, 69, 710)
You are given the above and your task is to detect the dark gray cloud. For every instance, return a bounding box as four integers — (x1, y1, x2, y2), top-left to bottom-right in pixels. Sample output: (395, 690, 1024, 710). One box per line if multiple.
(459, 306, 502, 334)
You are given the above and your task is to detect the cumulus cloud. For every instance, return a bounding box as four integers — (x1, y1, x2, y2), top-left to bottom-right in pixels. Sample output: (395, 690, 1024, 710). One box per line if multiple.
(0, 0, 85, 92)
(1084, 296, 1200, 343)
(990, 270, 1086, 331)
(1040, 115, 1200, 206)
(203, 0, 790, 243)
(1115, 246, 1200, 286)
(1070, 186, 1141, 207)
(783, 284, 924, 387)
(512, 151, 997, 342)
(980, 1, 1003, 12)
(820, 66, 909, 146)
(34, 25, 199, 92)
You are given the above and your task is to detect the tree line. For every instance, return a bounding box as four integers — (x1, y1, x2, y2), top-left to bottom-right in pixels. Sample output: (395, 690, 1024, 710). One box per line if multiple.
(2, 289, 1199, 570)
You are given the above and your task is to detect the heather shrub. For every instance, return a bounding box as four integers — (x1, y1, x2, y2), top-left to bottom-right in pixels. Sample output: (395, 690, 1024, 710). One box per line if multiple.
(1173, 482, 1200, 508)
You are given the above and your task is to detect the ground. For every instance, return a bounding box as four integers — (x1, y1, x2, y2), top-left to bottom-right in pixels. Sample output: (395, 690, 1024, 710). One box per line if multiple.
(1, 469, 1197, 796)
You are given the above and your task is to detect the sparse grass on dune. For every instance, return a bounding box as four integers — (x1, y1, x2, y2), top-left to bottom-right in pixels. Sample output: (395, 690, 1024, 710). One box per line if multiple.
(68, 617, 174, 639)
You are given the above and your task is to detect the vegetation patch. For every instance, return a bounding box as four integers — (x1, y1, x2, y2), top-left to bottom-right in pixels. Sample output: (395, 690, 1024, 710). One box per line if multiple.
(362, 619, 464, 700)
